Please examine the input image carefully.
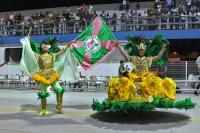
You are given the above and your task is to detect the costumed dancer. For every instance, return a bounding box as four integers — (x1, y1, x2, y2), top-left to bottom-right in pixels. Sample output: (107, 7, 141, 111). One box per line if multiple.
(92, 37, 195, 112)
(117, 42, 168, 75)
(114, 39, 176, 102)
(20, 30, 79, 115)
(105, 35, 176, 103)
(33, 41, 68, 115)
(118, 59, 129, 77)
(194, 56, 200, 95)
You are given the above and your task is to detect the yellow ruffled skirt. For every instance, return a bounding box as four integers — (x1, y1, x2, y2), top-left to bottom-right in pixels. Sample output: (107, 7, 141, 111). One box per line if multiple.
(32, 69, 60, 85)
(108, 72, 176, 102)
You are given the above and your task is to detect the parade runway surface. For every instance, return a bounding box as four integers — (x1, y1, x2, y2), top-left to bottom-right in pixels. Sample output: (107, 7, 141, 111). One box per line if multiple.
(0, 89, 199, 133)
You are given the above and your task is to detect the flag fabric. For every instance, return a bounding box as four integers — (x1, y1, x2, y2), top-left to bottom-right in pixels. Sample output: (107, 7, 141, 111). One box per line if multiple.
(20, 37, 79, 82)
(70, 16, 117, 70)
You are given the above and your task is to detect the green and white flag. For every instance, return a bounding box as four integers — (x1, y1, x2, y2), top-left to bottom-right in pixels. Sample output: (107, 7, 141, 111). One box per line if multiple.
(20, 37, 79, 82)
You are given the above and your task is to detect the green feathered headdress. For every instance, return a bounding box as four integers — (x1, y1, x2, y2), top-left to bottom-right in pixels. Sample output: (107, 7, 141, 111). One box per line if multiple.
(30, 37, 61, 54)
(124, 35, 169, 66)
(47, 37, 61, 54)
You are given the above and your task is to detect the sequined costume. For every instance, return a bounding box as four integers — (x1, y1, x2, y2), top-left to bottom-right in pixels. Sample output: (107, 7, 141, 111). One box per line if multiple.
(108, 41, 176, 102)
(92, 36, 195, 112)
(129, 56, 152, 75)
(32, 53, 60, 85)
(20, 37, 79, 115)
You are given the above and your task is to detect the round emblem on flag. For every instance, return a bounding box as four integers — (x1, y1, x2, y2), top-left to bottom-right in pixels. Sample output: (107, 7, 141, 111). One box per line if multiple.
(84, 35, 101, 53)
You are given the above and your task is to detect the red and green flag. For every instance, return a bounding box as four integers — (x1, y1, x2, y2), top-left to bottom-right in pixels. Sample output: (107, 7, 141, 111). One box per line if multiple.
(70, 16, 117, 70)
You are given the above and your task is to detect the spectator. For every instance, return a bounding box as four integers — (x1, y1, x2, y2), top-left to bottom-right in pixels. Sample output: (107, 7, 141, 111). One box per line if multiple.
(0, 2, 199, 36)
(120, 13, 126, 31)
(161, 12, 168, 30)
(154, 0, 160, 9)
(172, 0, 176, 8)
(136, 13, 143, 31)
(75, 13, 80, 33)
(111, 13, 117, 32)
(180, 11, 186, 29)
(122, 0, 127, 10)
(194, 56, 200, 95)
(135, 2, 141, 10)
(118, 59, 129, 77)
(186, 0, 192, 14)
(88, 4, 93, 14)
(166, 0, 172, 9)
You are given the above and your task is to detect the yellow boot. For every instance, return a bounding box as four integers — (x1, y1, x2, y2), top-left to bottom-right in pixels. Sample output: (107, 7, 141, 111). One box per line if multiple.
(56, 94, 64, 114)
(56, 94, 59, 110)
(60, 94, 63, 113)
(39, 98, 49, 115)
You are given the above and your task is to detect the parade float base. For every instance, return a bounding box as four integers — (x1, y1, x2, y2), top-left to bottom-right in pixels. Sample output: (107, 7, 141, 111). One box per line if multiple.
(92, 97, 196, 112)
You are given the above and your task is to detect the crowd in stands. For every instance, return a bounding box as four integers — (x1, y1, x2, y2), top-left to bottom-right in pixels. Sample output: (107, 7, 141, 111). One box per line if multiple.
(0, 0, 200, 36)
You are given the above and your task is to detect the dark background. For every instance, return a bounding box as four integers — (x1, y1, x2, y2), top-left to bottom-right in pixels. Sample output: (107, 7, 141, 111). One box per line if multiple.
(0, 0, 159, 12)
(5, 48, 22, 63)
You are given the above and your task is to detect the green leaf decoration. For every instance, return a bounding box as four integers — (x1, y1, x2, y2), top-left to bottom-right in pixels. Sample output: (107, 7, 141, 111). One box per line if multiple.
(92, 97, 196, 112)
(37, 91, 50, 99)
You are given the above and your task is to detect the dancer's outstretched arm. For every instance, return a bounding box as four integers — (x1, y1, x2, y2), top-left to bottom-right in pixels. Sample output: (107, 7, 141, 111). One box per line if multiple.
(152, 42, 168, 62)
(115, 42, 130, 61)
(55, 43, 71, 57)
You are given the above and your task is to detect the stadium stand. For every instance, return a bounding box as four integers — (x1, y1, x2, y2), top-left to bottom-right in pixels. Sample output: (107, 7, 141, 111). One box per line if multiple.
(0, 0, 200, 91)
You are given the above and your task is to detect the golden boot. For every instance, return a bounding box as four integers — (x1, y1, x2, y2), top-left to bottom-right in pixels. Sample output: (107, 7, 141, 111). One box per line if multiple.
(56, 94, 64, 114)
(56, 93, 59, 109)
(39, 98, 49, 115)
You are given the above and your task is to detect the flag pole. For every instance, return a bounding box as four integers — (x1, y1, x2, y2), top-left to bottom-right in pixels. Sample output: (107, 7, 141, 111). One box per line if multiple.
(27, 27, 32, 38)
(28, 27, 32, 36)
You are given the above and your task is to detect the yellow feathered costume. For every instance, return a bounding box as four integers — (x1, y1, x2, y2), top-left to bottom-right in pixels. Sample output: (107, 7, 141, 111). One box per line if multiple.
(108, 72, 176, 102)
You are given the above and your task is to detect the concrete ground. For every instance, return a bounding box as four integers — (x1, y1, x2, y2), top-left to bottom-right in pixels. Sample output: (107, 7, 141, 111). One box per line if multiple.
(0, 88, 200, 133)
